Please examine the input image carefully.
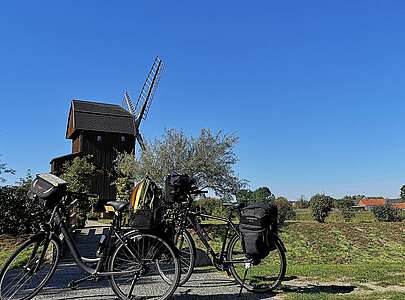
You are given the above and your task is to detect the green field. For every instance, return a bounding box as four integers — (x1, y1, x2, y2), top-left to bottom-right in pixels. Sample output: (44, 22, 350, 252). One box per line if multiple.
(196, 211, 405, 300)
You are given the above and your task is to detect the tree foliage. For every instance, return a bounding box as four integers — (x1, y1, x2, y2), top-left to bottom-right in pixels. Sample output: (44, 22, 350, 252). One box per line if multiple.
(61, 156, 96, 193)
(401, 185, 405, 202)
(336, 196, 356, 222)
(372, 203, 402, 222)
(113, 151, 137, 201)
(310, 193, 334, 223)
(114, 129, 246, 196)
(294, 195, 309, 209)
(274, 196, 295, 225)
(60, 156, 96, 227)
(0, 172, 49, 234)
(0, 155, 15, 184)
(236, 187, 275, 204)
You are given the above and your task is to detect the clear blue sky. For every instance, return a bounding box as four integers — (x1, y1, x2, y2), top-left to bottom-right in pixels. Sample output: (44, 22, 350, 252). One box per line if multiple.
(1, 1, 405, 200)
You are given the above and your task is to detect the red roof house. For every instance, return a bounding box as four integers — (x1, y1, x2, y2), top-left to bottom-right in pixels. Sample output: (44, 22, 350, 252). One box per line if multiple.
(356, 198, 386, 211)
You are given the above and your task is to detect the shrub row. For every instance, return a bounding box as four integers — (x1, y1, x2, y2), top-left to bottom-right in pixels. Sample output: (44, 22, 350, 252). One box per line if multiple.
(0, 175, 49, 235)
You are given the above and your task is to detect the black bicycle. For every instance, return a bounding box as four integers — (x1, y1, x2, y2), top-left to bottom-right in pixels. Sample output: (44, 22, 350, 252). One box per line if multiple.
(0, 174, 180, 300)
(172, 190, 287, 293)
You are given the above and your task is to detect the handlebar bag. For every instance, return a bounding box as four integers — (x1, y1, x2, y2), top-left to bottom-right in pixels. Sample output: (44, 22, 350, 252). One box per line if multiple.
(28, 173, 67, 208)
(239, 202, 278, 264)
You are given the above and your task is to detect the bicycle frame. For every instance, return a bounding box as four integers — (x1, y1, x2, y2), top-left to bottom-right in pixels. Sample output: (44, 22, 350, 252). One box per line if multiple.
(41, 202, 141, 277)
(177, 199, 244, 265)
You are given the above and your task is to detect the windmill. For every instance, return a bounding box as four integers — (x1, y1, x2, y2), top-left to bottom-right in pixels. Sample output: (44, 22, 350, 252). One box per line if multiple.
(123, 57, 164, 151)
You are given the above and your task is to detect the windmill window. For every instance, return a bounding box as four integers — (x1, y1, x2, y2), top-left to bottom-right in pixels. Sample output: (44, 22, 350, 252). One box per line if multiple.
(97, 135, 102, 142)
(121, 136, 126, 142)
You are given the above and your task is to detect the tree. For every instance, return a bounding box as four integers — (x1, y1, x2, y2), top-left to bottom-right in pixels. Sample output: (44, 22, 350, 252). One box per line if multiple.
(118, 129, 246, 196)
(0, 155, 15, 184)
(236, 187, 275, 204)
(401, 185, 405, 202)
(274, 196, 295, 225)
(113, 151, 137, 202)
(310, 193, 334, 223)
(337, 196, 356, 222)
(253, 187, 275, 202)
(372, 203, 402, 222)
(60, 156, 96, 227)
(236, 189, 254, 204)
(294, 195, 309, 209)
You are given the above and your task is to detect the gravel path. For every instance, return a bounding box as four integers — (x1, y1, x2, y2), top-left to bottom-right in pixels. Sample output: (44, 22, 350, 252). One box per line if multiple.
(33, 263, 276, 299)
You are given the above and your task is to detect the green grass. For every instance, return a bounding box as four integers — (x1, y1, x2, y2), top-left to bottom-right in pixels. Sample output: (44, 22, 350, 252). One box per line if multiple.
(285, 263, 405, 286)
(281, 222, 405, 264)
(284, 291, 405, 300)
(0, 249, 12, 267)
(293, 209, 377, 223)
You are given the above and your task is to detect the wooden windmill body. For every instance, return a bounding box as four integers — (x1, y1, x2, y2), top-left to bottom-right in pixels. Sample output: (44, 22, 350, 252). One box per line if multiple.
(50, 57, 164, 199)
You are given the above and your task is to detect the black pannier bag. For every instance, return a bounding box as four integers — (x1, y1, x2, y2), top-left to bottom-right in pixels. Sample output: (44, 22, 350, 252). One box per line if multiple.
(28, 173, 68, 208)
(239, 202, 278, 264)
(165, 173, 195, 203)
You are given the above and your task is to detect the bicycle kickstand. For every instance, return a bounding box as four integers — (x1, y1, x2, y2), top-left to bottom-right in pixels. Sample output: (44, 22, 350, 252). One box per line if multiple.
(238, 268, 248, 297)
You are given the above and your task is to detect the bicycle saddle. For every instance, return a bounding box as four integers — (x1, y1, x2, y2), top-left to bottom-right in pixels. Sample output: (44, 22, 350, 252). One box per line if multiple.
(105, 201, 130, 212)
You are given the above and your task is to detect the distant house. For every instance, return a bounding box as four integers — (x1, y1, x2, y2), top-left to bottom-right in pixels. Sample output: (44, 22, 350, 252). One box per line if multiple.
(354, 197, 405, 211)
(393, 202, 405, 210)
(354, 198, 386, 211)
(386, 198, 402, 205)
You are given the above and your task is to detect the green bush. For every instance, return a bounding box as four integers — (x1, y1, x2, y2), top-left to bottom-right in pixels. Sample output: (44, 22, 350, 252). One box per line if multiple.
(274, 196, 295, 225)
(372, 203, 402, 222)
(60, 156, 96, 228)
(294, 195, 309, 209)
(0, 174, 49, 235)
(310, 193, 334, 223)
(337, 196, 356, 222)
(194, 198, 224, 215)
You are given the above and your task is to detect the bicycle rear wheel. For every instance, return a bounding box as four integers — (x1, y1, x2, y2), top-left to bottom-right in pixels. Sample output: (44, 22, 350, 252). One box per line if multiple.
(227, 233, 286, 293)
(108, 232, 180, 300)
(0, 233, 60, 300)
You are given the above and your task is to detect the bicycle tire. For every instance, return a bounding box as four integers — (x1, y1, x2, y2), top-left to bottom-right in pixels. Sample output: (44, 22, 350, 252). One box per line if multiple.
(0, 233, 60, 300)
(108, 232, 180, 300)
(172, 230, 196, 286)
(226, 233, 286, 293)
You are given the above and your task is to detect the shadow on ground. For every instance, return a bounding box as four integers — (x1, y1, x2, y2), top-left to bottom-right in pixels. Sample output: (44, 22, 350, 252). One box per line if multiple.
(281, 283, 356, 295)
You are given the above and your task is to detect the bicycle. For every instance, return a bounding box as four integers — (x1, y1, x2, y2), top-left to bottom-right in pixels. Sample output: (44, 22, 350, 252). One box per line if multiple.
(172, 189, 287, 293)
(0, 177, 180, 300)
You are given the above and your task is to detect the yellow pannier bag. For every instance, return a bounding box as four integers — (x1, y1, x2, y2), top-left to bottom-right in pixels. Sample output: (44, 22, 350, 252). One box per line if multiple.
(129, 177, 162, 229)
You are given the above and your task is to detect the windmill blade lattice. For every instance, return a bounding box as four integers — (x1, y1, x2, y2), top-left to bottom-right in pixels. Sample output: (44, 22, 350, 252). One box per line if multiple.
(135, 57, 164, 122)
(121, 57, 164, 153)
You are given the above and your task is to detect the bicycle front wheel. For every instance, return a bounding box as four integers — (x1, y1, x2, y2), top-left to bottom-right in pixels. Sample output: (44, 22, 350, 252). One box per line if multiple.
(172, 230, 195, 286)
(108, 232, 180, 300)
(0, 233, 60, 300)
(227, 233, 286, 293)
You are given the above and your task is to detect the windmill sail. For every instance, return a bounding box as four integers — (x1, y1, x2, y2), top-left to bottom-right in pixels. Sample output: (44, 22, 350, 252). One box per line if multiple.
(123, 57, 164, 152)
(134, 57, 164, 127)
